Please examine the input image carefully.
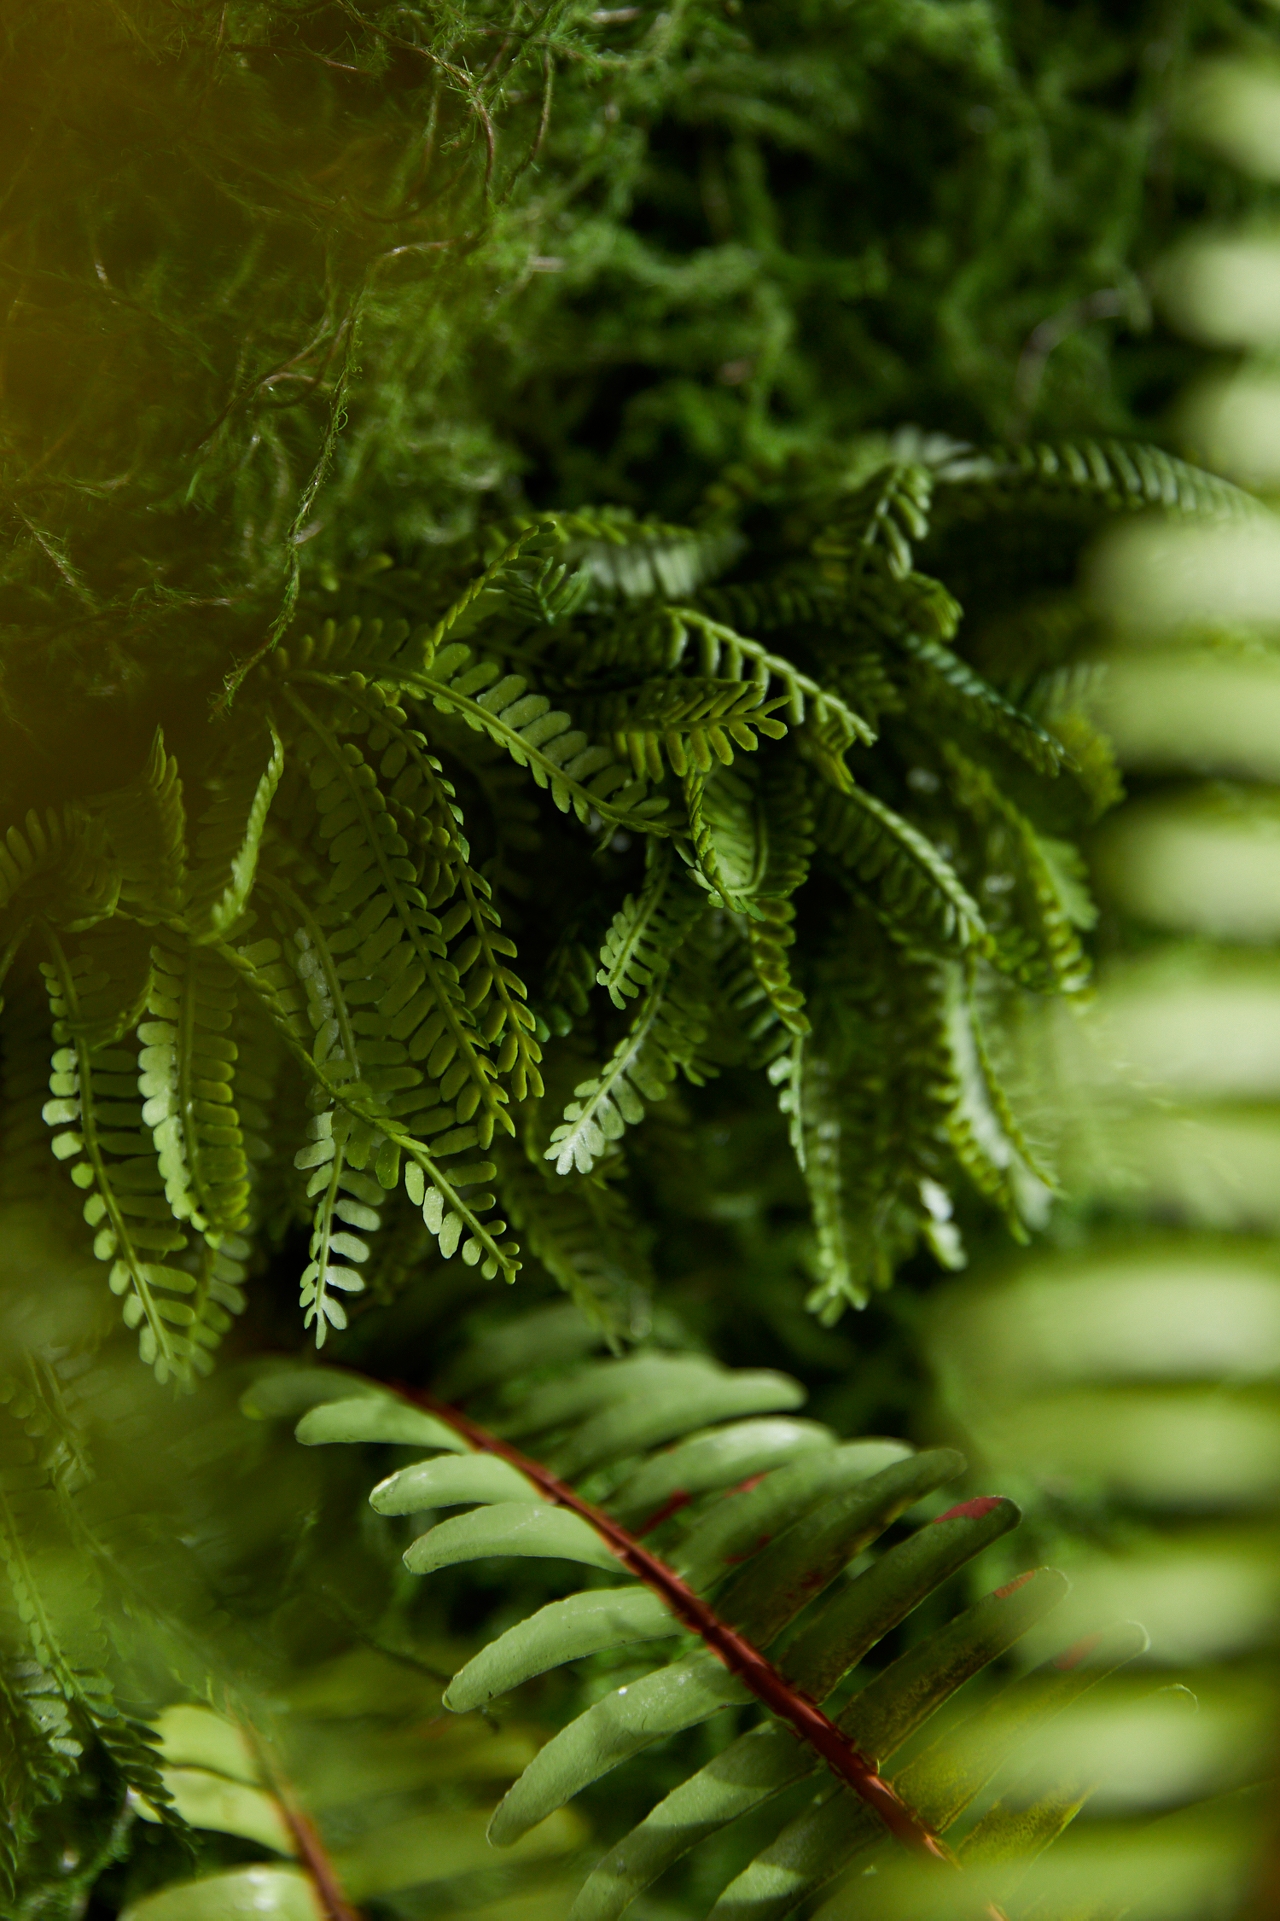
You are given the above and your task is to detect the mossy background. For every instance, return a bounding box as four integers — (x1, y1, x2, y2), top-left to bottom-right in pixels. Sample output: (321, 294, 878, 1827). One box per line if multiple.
(1, 0, 1258, 744)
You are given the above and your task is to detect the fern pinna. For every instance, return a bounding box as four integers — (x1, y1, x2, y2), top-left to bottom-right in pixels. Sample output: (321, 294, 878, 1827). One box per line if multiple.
(0, 436, 1255, 1381)
(204, 1301, 1150, 1921)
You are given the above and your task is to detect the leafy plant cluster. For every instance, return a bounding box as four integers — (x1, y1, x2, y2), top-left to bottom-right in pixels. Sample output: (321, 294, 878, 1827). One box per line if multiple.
(0, 428, 1255, 1914)
(0, 435, 1252, 1390)
(110, 1303, 1157, 1921)
(3, 0, 1279, 1915)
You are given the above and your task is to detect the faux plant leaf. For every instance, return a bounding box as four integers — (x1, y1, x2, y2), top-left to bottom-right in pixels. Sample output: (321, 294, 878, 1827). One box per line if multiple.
(404, 1502, 624, 1575)
(145, 1768, 295, 1855)
(371, 1452, 538, 1512)
(296, 1397, 467, 1450)
(444, 1589, 680, 1713)
(119, 1867, 324, 1921)
(299, 1320, 1146, 1918)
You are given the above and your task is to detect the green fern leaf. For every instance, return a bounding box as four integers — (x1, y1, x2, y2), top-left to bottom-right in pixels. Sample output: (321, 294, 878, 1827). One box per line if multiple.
(0, 806, 119, 936)
(599, 678, 789, 781)
(597, 842, 705, 1009)
(945, 437, 1259, 523)
(497, 1144, 652, 1335)
(282, 696, 510, 1144)
(97, 730, 188, 923)
(185, 720, 284, 941)
(140, 927, 250, 1239)
(899, 632, 1072, 778)
(817, 784, 989, 955)
(941, 745, 1093, 994)
(486, 507, 742, 604)
(39, 932, 201, 1383)
(285, 1322, 1144, 1921)
(546, 975, 710, 1175)
(395, 641, 671, 832)
(813, 460, 936, 581)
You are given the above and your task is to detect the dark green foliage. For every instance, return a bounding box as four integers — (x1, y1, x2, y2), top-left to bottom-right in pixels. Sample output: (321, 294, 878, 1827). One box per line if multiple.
(0, 443, 1248, 1392)
(1, 0, 1276, 1912)
(0, 0, 1264, 730)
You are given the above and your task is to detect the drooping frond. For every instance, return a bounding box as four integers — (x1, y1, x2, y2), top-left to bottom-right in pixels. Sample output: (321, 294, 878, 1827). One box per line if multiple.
(937, 436, 1260, 524)
(257, 1313, 1150, 1921)
(597, 678, 790, 782)
(596, 842, 705, 1009)
(0, 807, 118, 945)
(389, 640, 672, 832)
(817, 784, 989, 956)
(40, 930, 199, 1383)
(546, 969, 711, 1177)
(485, 507, 743, 604)
(96, 729, 187, 924)
(941, 745, 1094, 995)
(497, 1145, 653, 1338)
(897, 631, 1072, 777)
(0, 425, 1241, 1403)
(185, 719, 284, 942)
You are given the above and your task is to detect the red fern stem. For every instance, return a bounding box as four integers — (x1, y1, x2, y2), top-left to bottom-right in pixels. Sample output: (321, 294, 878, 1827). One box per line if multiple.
(402, 1385, 983, 1883)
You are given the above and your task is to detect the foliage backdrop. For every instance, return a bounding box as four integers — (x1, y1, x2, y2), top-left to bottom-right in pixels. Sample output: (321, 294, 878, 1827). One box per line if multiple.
(1, 3, 1277, 1918)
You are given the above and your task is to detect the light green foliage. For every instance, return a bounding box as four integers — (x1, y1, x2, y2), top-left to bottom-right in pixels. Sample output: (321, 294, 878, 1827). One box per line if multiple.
(240, 1302, 1162, 1920)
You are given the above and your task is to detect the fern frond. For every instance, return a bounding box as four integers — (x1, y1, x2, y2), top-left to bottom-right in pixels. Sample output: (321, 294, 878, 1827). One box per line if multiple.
(391, 641, 671, 832)
(185, 719, 284, 942)
(590, 677, 789, 782)
(141, 928, 250, 1238)
(546, 974, 710, 1176)
(274, 1323, 1146, 1921)
(282, 693, 511, 1143)
(597, 842, 705, 1009)
(799, 933, 964, 1318)
(295, 1111, 382, 1346)
(573, 603, 872, 784)
(499, 553, 593, 627)
(942, 961, 1054, 1230)
(0, 1396, 178, 1854)
(219, 915, 521, 1288)
(0, 806, 119, 938)
(285, 674, 542, 1096)
(683, 760, 813, 1036)
(96, 729, 188, 923)
(485, 507, 742, 603)
(813, 461, 936, 581)
(1029, 663, 1126, 819)
(899, 632, 1072, 777)
(941, 746, 1093, 994)
(941, 437, 1259, 523)
(498, 1145, 652, 1336)
(39, 931, 200, 1383)
(683, 759, 812, 917)
(817, 785, 988, 956)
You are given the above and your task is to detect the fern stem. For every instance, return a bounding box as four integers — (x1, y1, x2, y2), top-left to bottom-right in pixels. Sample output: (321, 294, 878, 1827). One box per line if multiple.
(395, 1384, 985, 1882)
(242, 1727, 364, 1921)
